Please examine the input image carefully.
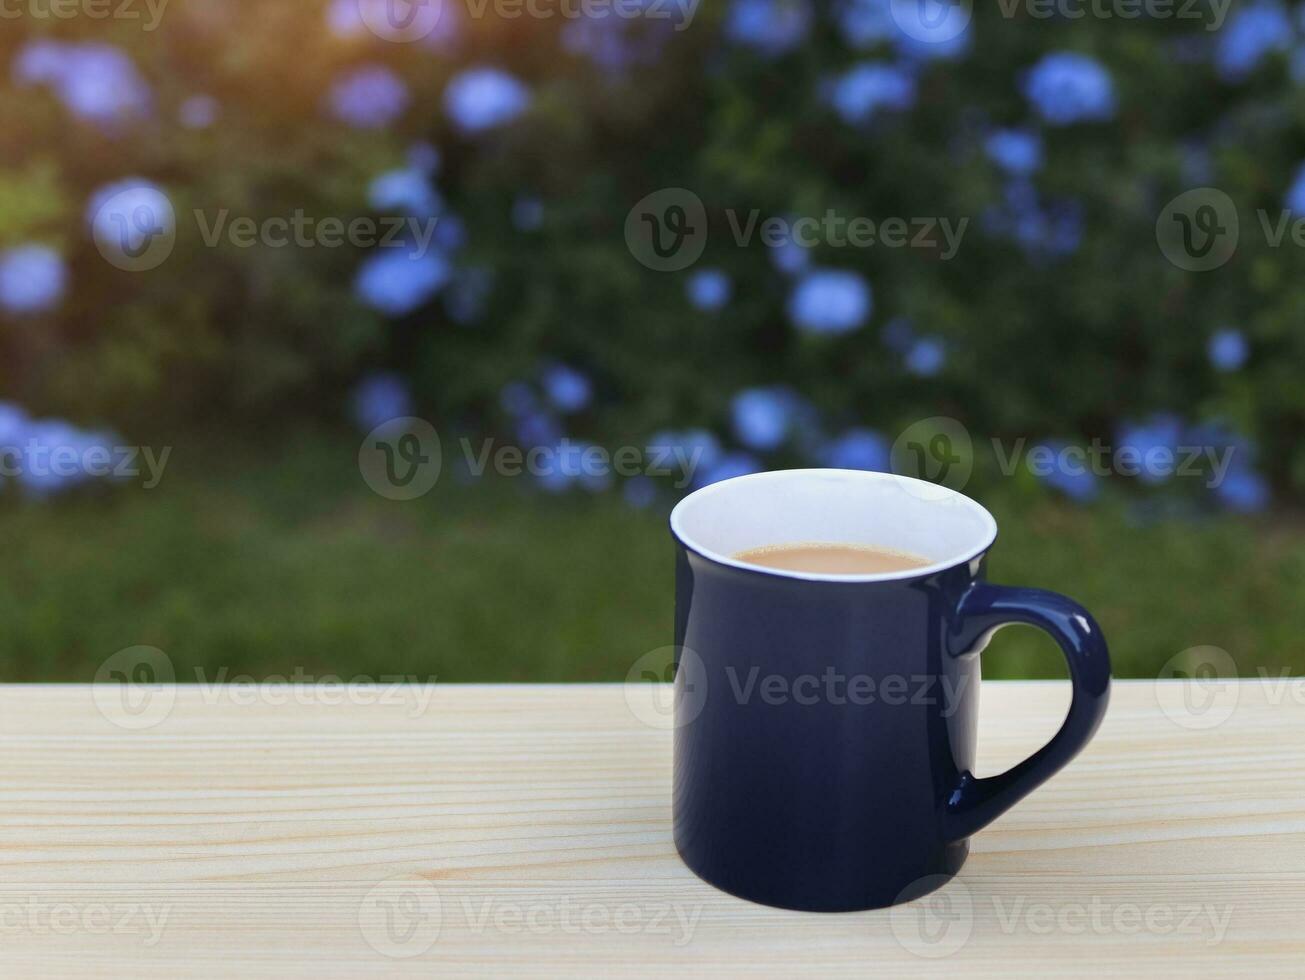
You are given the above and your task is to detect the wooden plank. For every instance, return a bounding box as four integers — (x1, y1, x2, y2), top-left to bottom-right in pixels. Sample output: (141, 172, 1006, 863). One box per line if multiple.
(0, 680, 1300, 977)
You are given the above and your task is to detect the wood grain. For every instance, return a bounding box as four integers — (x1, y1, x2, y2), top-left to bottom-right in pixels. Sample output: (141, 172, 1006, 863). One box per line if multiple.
(0, 680, 1301, 978)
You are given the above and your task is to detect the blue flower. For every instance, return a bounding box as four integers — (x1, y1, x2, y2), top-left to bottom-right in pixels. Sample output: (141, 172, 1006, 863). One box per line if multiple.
(179, 94, 219, 129)
(649, 429, 723, 483)
(85, 179, 174, 259)
(986, 180, 1083, 258)
(444, 267, 494, 324)
(694, 451, 763, 488)
(328, 66, 409, 129)
(905, 337, 947, 376)
(1034, 441, 1100, 502)
(541, 364, 593, 414)
(724, 0, 812, 57)
(369, 168, 441, 219)
(1117, 413, 1184, 485)
(1208, 328, 1248, 372)
(354, 250, 449, 316)
(10, 419, 119, 499)
(881, 316, 915, 353)
(1023, 52, 1116, 126)
(788, 269, 872, 335)
(1214, 3, 1291, 82)
(14, 41, 151, 128)
(1285, 162, 1305, 214)
(350, 373, 413, 431)
(828, 63, 916, 125)
(835, 0, 894, 48)
(536, 441, 612, 494)
(820, 428, 890, 471)
(443, 68, 531, 134)
(517, 410, 563, 448)
(499, 381, 538, 417)
(561, 5, 672, 73)
(408, 143, 441, 175)
(686, 269, 732, 311)
(0, 245, 67, 315)
(769, 236, 811, 275)
(513, 196, 544, 232)
(985, 128, 1043, 176)
(836, 0, 969, 60)
(1214, 467, 1270, 513)
(731, 387, 804, 451)
(623, 475, 658, 509)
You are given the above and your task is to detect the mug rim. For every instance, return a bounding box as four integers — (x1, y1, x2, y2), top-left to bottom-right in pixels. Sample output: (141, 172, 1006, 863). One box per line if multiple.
(669, 468, 999, 584)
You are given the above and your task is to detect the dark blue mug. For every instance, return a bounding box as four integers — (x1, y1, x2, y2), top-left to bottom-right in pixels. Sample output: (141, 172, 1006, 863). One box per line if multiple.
(669, 469, 1111, 912)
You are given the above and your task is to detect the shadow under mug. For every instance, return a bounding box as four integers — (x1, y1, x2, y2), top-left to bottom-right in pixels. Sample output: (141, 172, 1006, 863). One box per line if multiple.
(669, 469, 1111, 912)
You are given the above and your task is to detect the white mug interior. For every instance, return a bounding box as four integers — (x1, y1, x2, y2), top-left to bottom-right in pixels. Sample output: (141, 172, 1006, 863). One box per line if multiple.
(670, 469, 999, 582)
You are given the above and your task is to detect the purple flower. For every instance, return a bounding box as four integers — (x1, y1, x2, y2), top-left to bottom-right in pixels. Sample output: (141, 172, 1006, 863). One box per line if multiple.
(351, 373, 413, 431)
(179, 95, 219, 129)
(541, 364, 593, 414)
(985, 128, 1043, 176)
(0, 245, 67, 315)
(443, 68, 531, 134)
(828, 63, 916, 125)
(1208, 328, 1248, 372)
(788, 269, 872, 335)
(1214, 3, 1291, 82)
(724, 0, 812, 57)
(14, 41, 151, 128)
(328, 66, 409, 129)
(354, 250, 449, 315)
(1023, 52, 1116, 126)
(686, 269, 732, 311)
(820, 429, 890, 472)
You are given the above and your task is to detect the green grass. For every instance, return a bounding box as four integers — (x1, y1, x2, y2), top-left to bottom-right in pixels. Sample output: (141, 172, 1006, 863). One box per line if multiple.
(0, 428, 1300, 683)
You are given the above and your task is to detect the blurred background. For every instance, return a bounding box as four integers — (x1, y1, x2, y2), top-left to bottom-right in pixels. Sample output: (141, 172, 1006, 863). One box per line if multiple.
(0, 0, 1301, 684)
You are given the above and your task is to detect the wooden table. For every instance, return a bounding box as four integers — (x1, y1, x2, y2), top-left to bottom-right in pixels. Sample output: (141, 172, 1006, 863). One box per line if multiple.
(0, 680, 1300, 977)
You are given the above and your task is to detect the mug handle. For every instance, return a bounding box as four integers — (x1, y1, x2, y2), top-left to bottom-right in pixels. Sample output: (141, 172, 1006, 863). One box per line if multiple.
(944, 583, 1112, 841)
